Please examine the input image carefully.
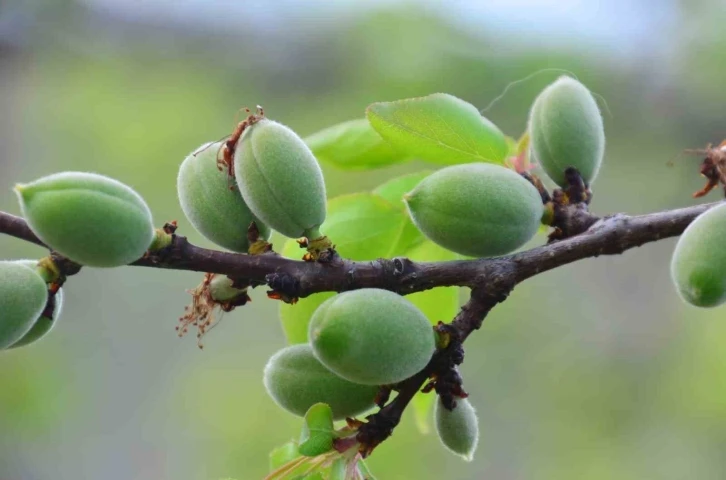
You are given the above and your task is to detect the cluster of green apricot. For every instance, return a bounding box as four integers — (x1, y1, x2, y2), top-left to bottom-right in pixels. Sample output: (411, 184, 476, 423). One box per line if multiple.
(2, 172, 159, 350)
(264, 289, 435, 418)
(177, 113, 328, 258)
(264, 288, 480, 462)
(399, 75, 606, 258)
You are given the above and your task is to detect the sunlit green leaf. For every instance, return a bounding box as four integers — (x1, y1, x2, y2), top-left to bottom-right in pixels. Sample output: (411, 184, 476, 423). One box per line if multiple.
(322, 193, 421, 259)
(279, 240, 336, 344)
(269, 441, 301, 471)
(357, 459, 377, 480)
(264, 456, 319, 480)
(301, 473, 324, 480)
(373, 170, 432, 208)
(305, 118, 410, 169)
(410, 392, 437, 435)
(328, 457, 347, 480)
(366, 93, 508, 165)
(298, 403, 335, 457)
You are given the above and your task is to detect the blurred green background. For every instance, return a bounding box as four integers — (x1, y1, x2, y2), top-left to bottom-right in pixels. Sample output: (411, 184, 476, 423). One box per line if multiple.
(2, 1, 726, 479)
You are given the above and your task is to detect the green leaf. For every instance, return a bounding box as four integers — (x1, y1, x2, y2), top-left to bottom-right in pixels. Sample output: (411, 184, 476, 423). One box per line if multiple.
(366, 93, 508, 165)
(322, 193, 421, 259)
(279, 193, 424, 344)
(298, 403, 335, 457)
(265, 456, 319, 480)
(411, 391, 437, 435)
(305, 118, 410, 169)
(357, 459, 377, 480)
(280, 291, 334, 345)
(373, 171, 432, 208)
(404, 240, 461, 434)
(327, 457, 347, 480)
(270, 441, 301, 471)
(301, 473, 324, 480)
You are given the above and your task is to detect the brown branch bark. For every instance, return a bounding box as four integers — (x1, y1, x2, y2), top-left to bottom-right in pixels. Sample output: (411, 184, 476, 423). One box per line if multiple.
(0, 203, 717, 298)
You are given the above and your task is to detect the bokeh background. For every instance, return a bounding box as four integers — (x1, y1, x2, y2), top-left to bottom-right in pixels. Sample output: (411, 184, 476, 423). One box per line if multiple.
(2, 1, 726, 479)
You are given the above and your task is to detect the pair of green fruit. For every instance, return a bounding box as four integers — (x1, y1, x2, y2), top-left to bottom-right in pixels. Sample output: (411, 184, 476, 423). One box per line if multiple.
(403, 76, 606, 259)
(177, 119, 327, 253)
(0, 260, 62, 350)
(264, 288, 435, 420)
(4, 172, 155, 351)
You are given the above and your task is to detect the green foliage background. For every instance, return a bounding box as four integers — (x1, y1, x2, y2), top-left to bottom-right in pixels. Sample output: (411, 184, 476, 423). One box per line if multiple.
(1, 2, 726, 479)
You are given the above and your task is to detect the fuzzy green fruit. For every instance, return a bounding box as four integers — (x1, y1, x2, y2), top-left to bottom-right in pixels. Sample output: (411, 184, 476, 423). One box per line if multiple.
(234, 119, 327, 239)
(528, 75, 605, 186)
(308, 289, 435, 385)
(263, 344, 378, 420)
(434, 397, 479, 462)
(404, 163, 543, 258)
(177, 142, 270, 252)
(0, 261, 49, 349)
(8, 260, 62, 348)
(16, 172, 155, 267)
(671, 203, 726, 307)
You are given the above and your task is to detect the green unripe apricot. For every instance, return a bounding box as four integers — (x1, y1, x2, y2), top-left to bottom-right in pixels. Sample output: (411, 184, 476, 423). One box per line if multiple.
(404, 164, 543, 258)
(234, 119, 327, 239)
(528, 75, 605, 186)
(177, 142, 270, 252)
(8, 260, 62, 348)
(0, 261, 49, 349)
(263, 344, 378, 420)
(671, 203, 726, 307)
(16, 172, 155, 267)
(309, 289, 435, 385)
(434, 397, 479, 462)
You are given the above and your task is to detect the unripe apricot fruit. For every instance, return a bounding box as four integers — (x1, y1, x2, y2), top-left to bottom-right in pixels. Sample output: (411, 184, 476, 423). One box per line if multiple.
(15, 172, 155, 267)
(263, 344, 378, 420)
(177, 142, 270, 252)
(8, 260, 62, 348)
(0, 261, 48, 349)
(528, 76, 605, 187)
(434, 397, 479, 462)
(671, 203, 726, 307)
(234, 119, 327, 239)
(404, 163, 543, 258)
(308, 289, 435, 385)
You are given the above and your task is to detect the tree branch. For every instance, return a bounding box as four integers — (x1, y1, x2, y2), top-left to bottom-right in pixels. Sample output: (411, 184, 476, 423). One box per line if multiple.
(0, 202, 718, 299)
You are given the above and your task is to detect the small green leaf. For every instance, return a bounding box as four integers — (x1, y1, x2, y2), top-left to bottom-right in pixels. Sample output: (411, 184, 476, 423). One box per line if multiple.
(265, 456, 319, 480)
(411, 392, 436, 435)
(270, 441, 301, 471)
(328, 457, 347, 480)
(298, 403, 335, 457)
(366, 93, 508, 165)
(357, 459, 377, 480)
(301, 473, 324, 480)
(305, 118, 410, 169)
(373, 171, 433, 208)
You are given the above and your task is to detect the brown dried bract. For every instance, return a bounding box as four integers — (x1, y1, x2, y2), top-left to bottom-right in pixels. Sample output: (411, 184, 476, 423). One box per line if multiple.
(177, 273, 250, 348)
(684, 140, 726, 198)
(216, 106, 265, 180)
